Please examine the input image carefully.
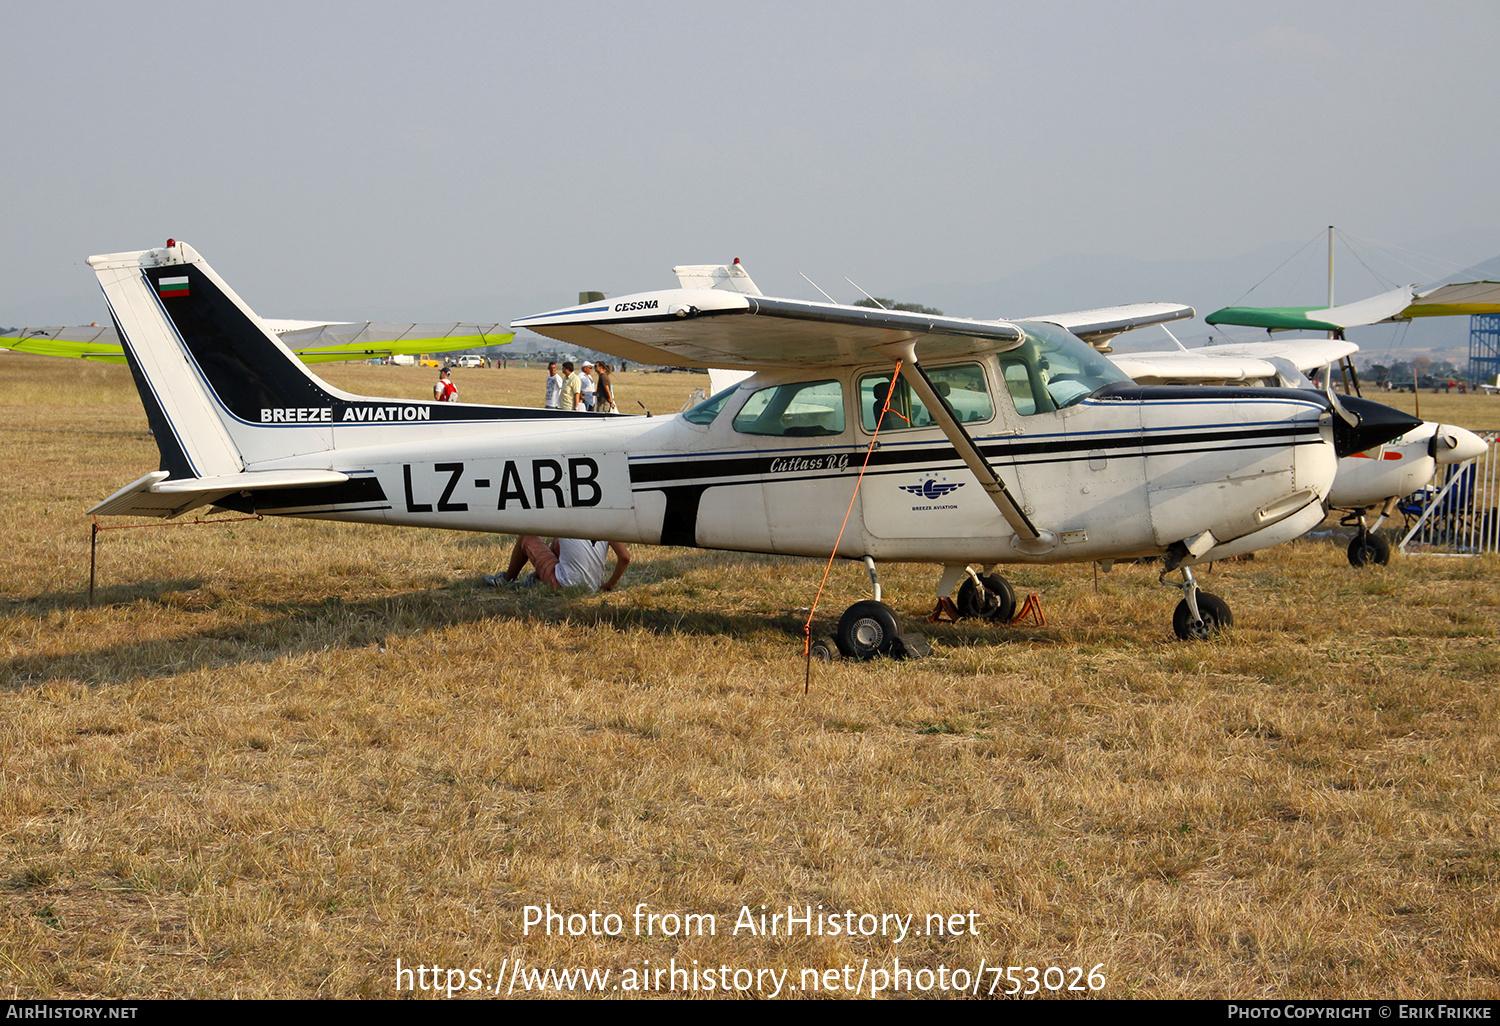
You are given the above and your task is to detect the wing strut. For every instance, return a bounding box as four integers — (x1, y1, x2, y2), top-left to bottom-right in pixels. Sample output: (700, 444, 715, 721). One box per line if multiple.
(892, 347, 1056, 553)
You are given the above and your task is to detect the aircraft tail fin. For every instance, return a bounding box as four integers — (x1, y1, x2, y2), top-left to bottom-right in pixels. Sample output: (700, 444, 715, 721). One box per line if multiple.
(88, 241, 343, 481)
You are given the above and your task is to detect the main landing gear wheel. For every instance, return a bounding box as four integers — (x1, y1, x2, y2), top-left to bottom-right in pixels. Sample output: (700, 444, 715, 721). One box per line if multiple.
(836, 600, 899, 660)
(1347, 532, 1391, 568)
(955, 572, 1017, 622)
(1172, 593, 1232, 641)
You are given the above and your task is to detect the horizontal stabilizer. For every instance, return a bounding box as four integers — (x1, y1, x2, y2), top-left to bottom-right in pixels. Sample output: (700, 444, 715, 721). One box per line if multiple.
(90, 469, 350, 519)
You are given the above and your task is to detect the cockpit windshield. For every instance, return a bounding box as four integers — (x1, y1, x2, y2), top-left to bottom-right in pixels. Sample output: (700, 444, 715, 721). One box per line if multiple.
(682, 384, 740, 425)
(998, 321, 1134, 415)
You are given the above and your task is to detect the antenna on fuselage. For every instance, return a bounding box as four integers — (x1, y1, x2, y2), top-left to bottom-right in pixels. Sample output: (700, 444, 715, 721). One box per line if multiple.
(1160, 324, 1189, 351)
(799, 272, 839, 305)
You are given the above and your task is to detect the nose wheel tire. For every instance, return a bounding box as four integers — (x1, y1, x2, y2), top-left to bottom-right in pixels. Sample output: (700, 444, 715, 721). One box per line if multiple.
(955, 572, 1017, 622)
(1347, 532, 1391, 567)
(836, 600, 900, 660)
(1172, 593, 1232, 641)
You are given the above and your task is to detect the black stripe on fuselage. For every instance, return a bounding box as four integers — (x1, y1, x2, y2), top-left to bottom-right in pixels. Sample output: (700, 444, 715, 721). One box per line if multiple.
(211, 476, 389, 515)
(627, 422, 1321, 488)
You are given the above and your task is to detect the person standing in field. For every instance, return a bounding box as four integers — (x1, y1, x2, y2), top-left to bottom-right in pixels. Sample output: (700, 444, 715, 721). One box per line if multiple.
(580, 361, 597, 412)
(559, 361, 582, 411)
(595, 362, 617, 413)
(434, 366, 458, 402)
(544, 362, 562, 409)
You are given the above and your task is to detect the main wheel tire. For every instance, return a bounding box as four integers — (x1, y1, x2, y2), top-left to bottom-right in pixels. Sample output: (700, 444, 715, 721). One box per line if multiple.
(1172, 592, 1232, 641)
(1347, 532, 1391, 568)
(836, 600, 900, 660)
(955, 573, 1018, 622)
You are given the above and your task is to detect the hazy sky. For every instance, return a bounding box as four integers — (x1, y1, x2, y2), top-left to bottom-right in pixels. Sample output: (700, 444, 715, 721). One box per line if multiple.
(3, 1, 1496, 327)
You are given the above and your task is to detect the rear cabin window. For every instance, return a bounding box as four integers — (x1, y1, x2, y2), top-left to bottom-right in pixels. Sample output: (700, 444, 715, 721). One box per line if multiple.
(859, 363, 993, 432)
(732, 380, 846, 437)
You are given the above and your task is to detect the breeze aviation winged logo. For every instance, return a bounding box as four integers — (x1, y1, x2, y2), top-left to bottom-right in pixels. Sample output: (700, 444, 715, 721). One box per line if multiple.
(899, 477, 964, 500)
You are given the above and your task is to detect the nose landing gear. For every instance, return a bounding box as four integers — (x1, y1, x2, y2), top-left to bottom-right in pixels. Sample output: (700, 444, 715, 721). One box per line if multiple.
(1162, 565, 1233, 640)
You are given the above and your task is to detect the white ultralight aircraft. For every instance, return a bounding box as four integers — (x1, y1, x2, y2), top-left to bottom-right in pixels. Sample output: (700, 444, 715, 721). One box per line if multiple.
(88, 242, 1419, 653)
(1200, 283, 1500, 566)
(1110, 337, 1488, 566)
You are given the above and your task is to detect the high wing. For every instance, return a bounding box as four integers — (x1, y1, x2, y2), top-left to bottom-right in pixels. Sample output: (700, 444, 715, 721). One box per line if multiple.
(1019, 302, 1196, 351)
(516, 278, 1197, 549)
(513, 289, 1028, 369)
(1206, 282, 1500, 333)
(1112, 338, 1359, 387)
(524, 258, 1191, 364)
(1, 321, 512, 364)
(516, 287, 1042, 541)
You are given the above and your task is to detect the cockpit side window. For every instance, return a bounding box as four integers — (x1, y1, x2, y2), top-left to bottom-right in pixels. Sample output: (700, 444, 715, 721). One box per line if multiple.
(732, 379, 846, 437)
(859, 363, 993, 432)
(997, 355, 1053, 416)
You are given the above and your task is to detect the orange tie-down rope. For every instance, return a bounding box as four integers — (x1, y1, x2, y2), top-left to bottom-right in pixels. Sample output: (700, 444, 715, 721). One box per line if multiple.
(89, 512, 265, 604)
(803, 361, 902, 688)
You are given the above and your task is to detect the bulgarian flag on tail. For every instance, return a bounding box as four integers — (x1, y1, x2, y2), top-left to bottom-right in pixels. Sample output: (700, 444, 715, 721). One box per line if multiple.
(156, 275, 189, 298)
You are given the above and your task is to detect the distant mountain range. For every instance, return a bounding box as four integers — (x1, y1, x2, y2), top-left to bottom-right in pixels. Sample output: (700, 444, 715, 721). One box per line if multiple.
(13, 233, 1496, 369)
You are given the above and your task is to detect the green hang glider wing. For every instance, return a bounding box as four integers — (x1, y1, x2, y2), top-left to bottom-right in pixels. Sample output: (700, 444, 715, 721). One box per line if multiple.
(2, 322, 514, 364)
(0, 326, 129, 362)
(1204, 305, 1346, 332)
(1207, 282, 1500, 333)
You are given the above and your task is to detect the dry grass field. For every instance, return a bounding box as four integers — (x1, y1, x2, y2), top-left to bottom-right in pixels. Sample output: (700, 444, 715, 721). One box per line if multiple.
(2, 352, 1499, 999)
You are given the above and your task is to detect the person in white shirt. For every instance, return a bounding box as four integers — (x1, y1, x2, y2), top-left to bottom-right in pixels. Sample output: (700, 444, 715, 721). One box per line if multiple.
(483, 536, 631, 592)
(580, 361, 597, 412)
(543, 362, 562, 409)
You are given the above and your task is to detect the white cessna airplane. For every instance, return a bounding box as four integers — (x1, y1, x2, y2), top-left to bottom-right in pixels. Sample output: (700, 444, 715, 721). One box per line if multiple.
(88, 242, 1419, 653)
(1108, 336, 1488, 566)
